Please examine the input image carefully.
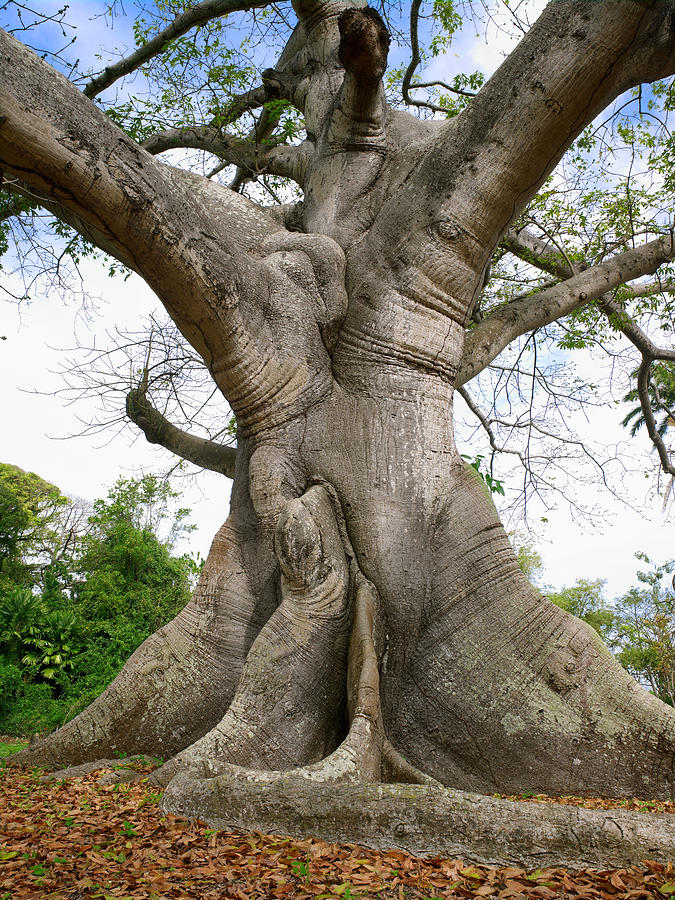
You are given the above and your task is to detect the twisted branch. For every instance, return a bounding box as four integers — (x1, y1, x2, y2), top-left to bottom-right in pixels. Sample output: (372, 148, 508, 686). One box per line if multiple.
(126, 375, 236, 478)
(82, 0, 274, 98)
(600, 297, 675, 477)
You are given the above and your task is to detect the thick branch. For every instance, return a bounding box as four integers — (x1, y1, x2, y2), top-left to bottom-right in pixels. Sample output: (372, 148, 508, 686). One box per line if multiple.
(504, 229, 675, 299)
(2, 176, 139, 272)
(600, 297, 675, 478)
(126, 386, 236, 478)
(440, 2, 675, 241)
(82, 0, 274, 98)
(458, 233, 675, 386)
(0, 28, 289, 396)
(142, 126, 308, 184)
(369, 1, 675, 322)
(502, 227, 578, 279)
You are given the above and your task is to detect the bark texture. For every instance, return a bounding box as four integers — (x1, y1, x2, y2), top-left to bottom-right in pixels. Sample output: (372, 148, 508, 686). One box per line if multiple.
(162, 778, 675, 869)
(3, 0, 675, 866)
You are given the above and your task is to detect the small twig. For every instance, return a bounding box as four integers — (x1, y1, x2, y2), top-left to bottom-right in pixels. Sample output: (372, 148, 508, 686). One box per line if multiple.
(410, 80, 476, 98)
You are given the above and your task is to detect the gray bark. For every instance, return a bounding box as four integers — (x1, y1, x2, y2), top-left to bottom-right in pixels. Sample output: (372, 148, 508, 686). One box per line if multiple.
(4, 0, 675, 865)
(162, 777, 675, 869)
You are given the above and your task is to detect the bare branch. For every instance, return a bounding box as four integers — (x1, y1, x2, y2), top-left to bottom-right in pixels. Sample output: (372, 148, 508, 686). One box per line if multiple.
(142, 126, 309, 184)
(126, 380, 236, 478)
(599, 297, 675, 478)
(458, 233, 675, 386)
(456, 385, 500, 454)
(82, 0, 275, 99)
(410, 80, 476, 99)
(399, 5, 475, 114)
(401, 1, 447, 115)
(637, 357, 675, 478)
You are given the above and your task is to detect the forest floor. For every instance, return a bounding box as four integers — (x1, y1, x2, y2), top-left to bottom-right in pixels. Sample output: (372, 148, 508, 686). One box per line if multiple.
(1, 742, 675, 899)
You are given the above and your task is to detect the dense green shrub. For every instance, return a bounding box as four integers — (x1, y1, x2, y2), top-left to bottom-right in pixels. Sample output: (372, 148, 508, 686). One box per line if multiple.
(0, 469, 198, 735)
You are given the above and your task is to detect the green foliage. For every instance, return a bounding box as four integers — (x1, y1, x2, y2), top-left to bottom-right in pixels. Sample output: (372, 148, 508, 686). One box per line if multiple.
(511, 538, 543, 585)
(0, 463, 69, 593)
(547, 578, 616, 645)
(461, 454, 505, 495)
(613, 554, 675, 706)
(0, 470, 198, 736)
(430, 1, 462, 55)
(545, 555, 675, 705)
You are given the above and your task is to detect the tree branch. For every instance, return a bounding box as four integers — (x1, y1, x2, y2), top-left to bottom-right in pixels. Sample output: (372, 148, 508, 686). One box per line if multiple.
(2, 175, 140, 272)
(82, 0, 275, 98)
(456, 385, 499, 453)
(410, 80, 476, 99)
(443, 2, 675, 242)
(126, 382, 236, 478)
(0, 28, 305, 419)
(142, 126, 309, 184)
(401, 1, 449, 115)
(377, 1, 675, 320)
(600, 296, 675, 477)
(600, 297, 675, 363)
(502, 227, 578, 280)
(458, 233, 675, 387)
(637, 357, 675, 478)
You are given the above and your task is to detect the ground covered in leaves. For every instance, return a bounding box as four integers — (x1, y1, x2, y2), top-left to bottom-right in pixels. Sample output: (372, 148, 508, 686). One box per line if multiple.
(1, 751, 675, 899)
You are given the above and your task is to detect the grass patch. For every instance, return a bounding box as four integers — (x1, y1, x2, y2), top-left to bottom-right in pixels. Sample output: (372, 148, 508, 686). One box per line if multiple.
(0, 739, 28, 758)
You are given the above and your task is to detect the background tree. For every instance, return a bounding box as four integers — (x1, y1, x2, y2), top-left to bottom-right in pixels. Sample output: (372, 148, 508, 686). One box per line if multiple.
(0, 468, 197, 734)
(614, 555, 675, 707)
(2, 0, 675, 839)
(0, 463, 74, 593)
(547, 578, 616, 647)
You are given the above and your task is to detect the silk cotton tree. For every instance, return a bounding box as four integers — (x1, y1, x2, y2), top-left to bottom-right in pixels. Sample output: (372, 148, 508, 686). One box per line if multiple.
(3, 0, 675, 841)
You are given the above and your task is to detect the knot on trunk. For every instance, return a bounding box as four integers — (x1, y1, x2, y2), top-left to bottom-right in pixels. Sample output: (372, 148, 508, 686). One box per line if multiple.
(338, 7, 390, 81)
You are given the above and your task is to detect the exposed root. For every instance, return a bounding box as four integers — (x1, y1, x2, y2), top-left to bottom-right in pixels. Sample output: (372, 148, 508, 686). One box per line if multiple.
(381, 741, 441, 786)
(40, 759, 122, 781)
(160, 530, 424, 807)
(151, 484, 352, 785)
(160, 777, 675, 869)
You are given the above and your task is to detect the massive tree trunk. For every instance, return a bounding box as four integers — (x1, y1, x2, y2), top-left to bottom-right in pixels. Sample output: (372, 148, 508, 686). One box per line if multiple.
(3, 0, 675, 854)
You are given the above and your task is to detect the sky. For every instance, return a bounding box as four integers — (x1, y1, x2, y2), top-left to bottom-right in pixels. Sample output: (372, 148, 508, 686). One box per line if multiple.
(0, 0, 673, 598)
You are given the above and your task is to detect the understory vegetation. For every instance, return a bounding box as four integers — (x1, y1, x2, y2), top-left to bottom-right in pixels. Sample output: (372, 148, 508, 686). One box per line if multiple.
(0, 464, 200, 735)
